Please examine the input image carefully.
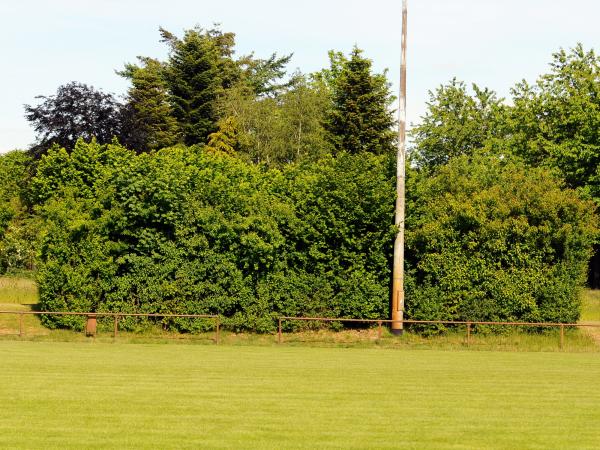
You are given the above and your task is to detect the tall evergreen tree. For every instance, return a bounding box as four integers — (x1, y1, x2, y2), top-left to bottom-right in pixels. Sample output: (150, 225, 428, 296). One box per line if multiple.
(119, 25, 292, 148)
(323, 47, 396, 155)
(238, 52, 294, 98)
(119, 57, 181, 151)
(160, 26, 240, 145)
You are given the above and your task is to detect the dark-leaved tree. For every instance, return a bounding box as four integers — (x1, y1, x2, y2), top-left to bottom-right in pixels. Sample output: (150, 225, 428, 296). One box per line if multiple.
(24, 82, 123, 157)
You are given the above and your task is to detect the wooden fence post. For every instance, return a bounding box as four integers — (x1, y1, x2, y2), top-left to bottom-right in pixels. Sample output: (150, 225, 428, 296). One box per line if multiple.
(278, 318, 282, 344)
(466, 322, 471, 347)
(560, 324, 564, 350)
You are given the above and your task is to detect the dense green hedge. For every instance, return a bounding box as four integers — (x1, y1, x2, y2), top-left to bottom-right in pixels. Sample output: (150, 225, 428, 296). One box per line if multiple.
(32, 142, 597, 331)
(405, 155, 597, 325)
(34, 141, 394, 331)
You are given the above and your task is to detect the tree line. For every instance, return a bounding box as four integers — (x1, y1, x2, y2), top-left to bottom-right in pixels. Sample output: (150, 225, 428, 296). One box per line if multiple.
(0, 26, 598, 331)
(25, 26, 394, 163)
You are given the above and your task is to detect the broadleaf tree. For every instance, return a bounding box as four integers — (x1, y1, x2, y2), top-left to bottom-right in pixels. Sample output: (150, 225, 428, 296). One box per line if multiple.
(24, 82, 123, 157)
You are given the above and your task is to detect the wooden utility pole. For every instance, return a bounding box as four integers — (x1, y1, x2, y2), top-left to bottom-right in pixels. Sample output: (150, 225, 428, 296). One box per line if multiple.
(391, 0, 407, 335)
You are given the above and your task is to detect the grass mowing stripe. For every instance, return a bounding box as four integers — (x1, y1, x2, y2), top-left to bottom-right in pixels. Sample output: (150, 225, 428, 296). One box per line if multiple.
(1, 342, 599, 449)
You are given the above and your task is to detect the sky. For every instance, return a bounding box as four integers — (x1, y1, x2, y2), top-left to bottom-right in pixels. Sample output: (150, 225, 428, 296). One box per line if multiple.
(1, 0, 599, 152)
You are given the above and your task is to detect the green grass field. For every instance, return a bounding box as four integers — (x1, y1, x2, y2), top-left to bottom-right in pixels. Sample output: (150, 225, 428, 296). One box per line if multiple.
(581, 289, 600, 322)
(1, 276, 600, 447)
(1, 342, 600, 449)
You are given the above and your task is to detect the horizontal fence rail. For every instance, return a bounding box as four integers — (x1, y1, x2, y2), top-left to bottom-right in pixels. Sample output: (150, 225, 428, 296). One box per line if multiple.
(277, 316, 600, 349)
(1, 310, 599, 350)
(0, 311, 220, 344)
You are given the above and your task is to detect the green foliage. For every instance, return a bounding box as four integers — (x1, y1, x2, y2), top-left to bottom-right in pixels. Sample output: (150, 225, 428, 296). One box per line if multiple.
(30, 139, 597, 330)
(33, 142, 393, 331)
(0, 151, 39, 273)
(411, 45, 600, 206)
(119, 57, 181, 151)
(277, 76, 332, 161)
(19, 35, 600, 332)
(216, 74, 332, 165)
(160, 26, 238, 145)
(405, 155, 598, 324)
(121, 25, 293, 149)
(506, 45, 600, 203)
(278, 153, 396, 320)
(410, 79, 504, 169)
(206, 117, 238, 155)
(408, 44, 600, 287)
(33, 140, 594, 330)
(0, 152, 24, 236)
(237, 52, 294, 97)
(322, 47, 396, 155)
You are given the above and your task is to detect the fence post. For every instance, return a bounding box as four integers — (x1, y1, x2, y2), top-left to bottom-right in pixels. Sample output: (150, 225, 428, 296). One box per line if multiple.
(466, 322, 471, 347)
(560, 324, 564, 350)
(113, 315, 119, 339)
(19, 313, 24, 337)
(215, 316, 220, 345)
(378, 321, 383, 341)
(278, 318, 282, 344)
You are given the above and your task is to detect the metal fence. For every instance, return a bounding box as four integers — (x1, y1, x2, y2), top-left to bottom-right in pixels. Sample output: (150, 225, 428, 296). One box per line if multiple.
(0, 310, 221, 344)
(277, 316, 600, 349)
(1, 310, 600, 350)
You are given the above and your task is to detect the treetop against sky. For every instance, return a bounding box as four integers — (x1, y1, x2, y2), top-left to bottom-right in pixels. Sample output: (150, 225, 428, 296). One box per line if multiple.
(1, 0, 599, 151)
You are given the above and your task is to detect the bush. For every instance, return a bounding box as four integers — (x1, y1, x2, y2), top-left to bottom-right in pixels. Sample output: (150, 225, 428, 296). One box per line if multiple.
(0, 151, 38, 273)
(33, 143, 596, 331)
(405, 154, 597, 324)
(34, 142, 394, 331)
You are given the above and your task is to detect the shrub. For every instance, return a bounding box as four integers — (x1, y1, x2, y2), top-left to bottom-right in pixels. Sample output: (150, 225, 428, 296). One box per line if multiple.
(34, 142, 394, 331)
(405, 154, 598, 324)
(33, 144, 596, 331)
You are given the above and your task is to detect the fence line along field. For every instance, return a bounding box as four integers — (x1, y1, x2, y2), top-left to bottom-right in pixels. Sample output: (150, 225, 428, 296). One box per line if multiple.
(1, 342, 600, 449)
(1, 276, 600, 447)
(1, 274, 600, 351)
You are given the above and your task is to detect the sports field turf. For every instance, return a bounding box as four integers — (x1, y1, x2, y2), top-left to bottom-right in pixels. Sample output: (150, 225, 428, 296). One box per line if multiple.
(1, 342, 599, 449)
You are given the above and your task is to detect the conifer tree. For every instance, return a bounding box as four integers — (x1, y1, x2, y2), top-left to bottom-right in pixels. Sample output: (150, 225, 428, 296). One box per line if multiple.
(160, 26, 240, 145)
(324, 47, 396, 155)
(119, 57, 181, 151)
(206, 116, 238, 155)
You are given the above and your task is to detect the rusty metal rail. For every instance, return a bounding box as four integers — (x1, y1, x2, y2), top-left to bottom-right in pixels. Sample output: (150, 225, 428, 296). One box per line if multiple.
(277, 316, 600, 349)
(0, 310, 220, 344)
(2, 310, 599, 350)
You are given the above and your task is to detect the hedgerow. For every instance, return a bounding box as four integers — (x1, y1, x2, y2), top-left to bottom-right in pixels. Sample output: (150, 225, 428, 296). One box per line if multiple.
(32, 142, 597, 331)
(34, 141, 394, 331)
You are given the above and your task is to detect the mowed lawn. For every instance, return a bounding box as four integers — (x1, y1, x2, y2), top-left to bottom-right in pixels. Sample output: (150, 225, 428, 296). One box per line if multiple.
(1, 343, 599, 449)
